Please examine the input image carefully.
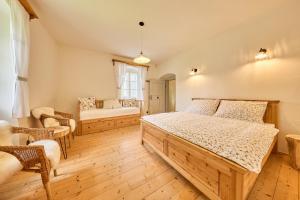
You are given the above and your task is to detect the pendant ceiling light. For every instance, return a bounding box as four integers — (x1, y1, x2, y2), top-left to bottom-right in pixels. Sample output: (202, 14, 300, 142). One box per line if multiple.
(133, 21, 151, 64)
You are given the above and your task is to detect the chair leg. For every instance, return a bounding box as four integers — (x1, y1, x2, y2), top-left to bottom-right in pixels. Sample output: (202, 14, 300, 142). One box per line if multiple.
(43, 181, 52, 200)
(54, 169, 58, 177)
(68, 134, 71, 148)
(73, 128, 76, 139)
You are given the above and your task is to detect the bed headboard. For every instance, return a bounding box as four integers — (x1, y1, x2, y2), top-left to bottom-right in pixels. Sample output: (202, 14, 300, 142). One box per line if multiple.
(191, 98, 280, 128)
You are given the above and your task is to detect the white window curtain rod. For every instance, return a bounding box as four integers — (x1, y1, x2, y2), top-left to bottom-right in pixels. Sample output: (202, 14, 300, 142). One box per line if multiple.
(112, 59, 149, 71)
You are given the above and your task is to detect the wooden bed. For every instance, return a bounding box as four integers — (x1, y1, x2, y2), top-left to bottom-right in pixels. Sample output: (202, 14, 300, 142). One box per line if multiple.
(140, 98, 279, 200)
(77, 99, 141, 135)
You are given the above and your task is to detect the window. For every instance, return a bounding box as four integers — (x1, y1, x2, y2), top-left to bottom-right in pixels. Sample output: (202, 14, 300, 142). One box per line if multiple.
(121, 66, 139, 99)
(114, 62, 146, 100)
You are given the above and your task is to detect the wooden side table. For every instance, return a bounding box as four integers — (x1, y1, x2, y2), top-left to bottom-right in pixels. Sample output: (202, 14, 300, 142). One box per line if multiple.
(285, 134, 300, 170)
(52, 126, 70, 159)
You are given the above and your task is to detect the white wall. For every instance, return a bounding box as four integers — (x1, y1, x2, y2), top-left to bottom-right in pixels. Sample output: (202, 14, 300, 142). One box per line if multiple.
(55, 46, 116, 115)
(0, 1, 15, 123)
(157, 1, 300, 153)
(28, 20, 58, 109)
(55, 45, 158, 117)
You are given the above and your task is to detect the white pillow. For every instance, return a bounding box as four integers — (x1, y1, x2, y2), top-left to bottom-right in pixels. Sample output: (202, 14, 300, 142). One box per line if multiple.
(112, 99, 122, 109)
(185, 99, 220, 116)
(104, 99, 122, 109)
(214, 100, 267, 123)
(103, 99, 114, 109)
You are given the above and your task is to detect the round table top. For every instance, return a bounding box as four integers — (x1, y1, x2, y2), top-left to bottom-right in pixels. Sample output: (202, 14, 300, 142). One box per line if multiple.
(286, 134, 300, 140)
(52, 126, 70, 138)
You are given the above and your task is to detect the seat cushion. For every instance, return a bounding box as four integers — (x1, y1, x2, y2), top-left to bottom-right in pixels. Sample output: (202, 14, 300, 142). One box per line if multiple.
(32, 107, 55, 119)
(44, 118, 60, 128)
(69, 119, 76, 132)
(0, 152, 22, 184)
(80, 107, 140, 121)
(29, 140, 60, 169)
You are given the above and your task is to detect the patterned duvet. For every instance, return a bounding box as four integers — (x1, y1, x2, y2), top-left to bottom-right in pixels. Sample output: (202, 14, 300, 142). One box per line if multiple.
(142, 112, 279, 173)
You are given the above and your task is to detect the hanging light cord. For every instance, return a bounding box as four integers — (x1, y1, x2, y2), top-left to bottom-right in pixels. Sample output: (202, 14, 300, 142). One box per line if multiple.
(139, 21, 144, 55)
(140, 26, 143, 54)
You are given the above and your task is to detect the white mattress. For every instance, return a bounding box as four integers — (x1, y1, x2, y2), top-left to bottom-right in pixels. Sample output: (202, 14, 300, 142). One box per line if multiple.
(80, 107, 140, 120)
(142, 112, 279, 173)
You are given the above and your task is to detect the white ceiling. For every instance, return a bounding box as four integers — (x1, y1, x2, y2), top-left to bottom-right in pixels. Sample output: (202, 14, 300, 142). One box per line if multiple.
(30, 0, 286, 64)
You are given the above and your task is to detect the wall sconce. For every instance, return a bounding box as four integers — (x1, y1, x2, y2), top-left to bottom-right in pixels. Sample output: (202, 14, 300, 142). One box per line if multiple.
(189, 68, 198, 75)
(255, 48, 269, 60)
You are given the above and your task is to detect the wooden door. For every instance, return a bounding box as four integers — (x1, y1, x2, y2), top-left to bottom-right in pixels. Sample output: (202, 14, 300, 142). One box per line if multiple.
(166, 79, 176, 112)
(148, 80, 165, 114)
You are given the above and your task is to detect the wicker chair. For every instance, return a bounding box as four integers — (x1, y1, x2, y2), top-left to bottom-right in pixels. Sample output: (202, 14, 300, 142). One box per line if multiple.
(32, 107, 76, 140)
(0, 121, 60, 200)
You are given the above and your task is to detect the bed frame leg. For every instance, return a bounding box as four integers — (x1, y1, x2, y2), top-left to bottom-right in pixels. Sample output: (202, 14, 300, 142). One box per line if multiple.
(140, 124, 144, 145)
(272, 140, 278, 153)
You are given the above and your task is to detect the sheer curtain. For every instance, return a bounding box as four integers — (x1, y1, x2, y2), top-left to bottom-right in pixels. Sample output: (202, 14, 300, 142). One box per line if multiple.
(7, 0, 30, 118)
(136, 66, 146, 100)
(114, 62, 127, 99)
(113, 61, 147, 100)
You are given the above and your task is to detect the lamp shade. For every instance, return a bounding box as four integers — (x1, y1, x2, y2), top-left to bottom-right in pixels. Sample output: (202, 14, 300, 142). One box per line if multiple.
(133, 52, 151, 64)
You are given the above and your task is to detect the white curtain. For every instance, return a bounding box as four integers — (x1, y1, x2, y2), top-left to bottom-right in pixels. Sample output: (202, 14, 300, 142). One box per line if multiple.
(7, 0, 30, 118)
(113, 61, 147, 100)
(136, 67, 146, 100)
(114, 62, 127, 99)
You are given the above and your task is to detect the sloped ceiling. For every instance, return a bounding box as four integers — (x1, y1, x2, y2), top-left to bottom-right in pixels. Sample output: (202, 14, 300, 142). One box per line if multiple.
(30, 0, 286, 64)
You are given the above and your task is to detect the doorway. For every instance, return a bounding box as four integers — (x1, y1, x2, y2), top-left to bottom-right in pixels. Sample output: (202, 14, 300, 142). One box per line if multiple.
(165, 79, 176, 112)
(146, 73, 176, 114)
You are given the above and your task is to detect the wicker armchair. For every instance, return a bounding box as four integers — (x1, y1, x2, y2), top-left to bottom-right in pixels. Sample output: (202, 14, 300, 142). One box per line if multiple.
(32, 107, 76, 140)
(0, 123, 60, 200)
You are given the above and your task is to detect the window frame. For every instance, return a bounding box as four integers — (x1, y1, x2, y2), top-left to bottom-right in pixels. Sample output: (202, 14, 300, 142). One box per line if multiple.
(121, 67, 139, 99)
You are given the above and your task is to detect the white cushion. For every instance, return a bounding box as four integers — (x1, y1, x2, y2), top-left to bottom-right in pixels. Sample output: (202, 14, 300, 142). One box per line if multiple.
(104, 99, 122, 109)
(0, 152, 22, 184)
(44, 118, 60, 128)
(112, 99, 122, 109)
(214, 100, 267, 123)
(32, 107, 55, 119)
(80, 107, 140, 120)
(44, 118, 75, 132)
(29, 140, 60, 169)
(103, 99, 114, 109)
(185, 99, 220, 116)
(0, 120, 12, 146)
(69, 119, 76, 132)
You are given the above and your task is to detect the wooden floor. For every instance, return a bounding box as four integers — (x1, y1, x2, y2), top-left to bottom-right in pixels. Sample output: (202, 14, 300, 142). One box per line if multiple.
(0, 125, 298, 200)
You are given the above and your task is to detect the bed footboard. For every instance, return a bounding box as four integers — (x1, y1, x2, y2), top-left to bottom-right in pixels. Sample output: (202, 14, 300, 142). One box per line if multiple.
(141, 121, 277, 200)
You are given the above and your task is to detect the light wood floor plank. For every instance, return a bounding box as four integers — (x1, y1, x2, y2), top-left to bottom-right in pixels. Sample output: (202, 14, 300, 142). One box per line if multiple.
(273, 156, 298, 200)
(247, 154, 283, 200)
(0, 126, 298, 200)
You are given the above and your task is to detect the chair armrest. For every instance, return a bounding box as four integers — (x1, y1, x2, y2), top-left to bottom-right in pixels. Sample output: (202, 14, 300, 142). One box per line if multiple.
(41, 114, 70, 126)
(0, 145, 50, 173)
(12, 127, 54, 141)
(54, 111, 73, 119)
